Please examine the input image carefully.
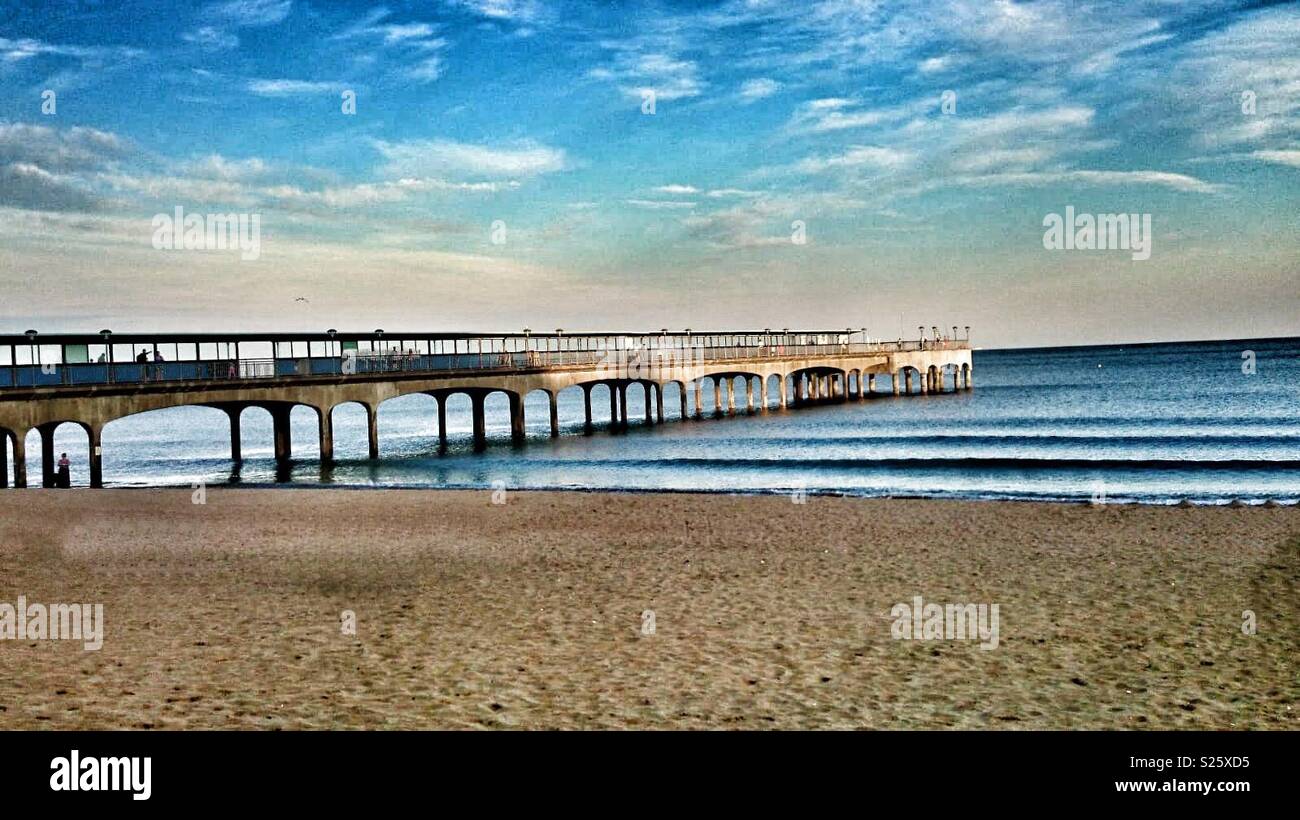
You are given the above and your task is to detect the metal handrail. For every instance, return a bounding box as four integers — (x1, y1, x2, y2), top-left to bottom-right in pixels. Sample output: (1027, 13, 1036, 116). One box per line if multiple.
(1, 339, 971, 391)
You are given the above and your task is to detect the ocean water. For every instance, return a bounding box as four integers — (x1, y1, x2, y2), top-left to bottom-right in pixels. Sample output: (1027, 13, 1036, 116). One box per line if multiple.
(27, 337, 1300, 504)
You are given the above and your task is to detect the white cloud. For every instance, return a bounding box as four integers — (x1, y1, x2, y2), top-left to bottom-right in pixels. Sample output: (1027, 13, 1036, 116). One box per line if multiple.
(797, 145, 912, 174)
(448, 1, 547, 24)
(332, 9, 449, 84)
(654, 184, 699, 195)
(182, 27, 240, 50)
(207, 0, 292, 26)
(247, 79, 347, 96)
(1251, 150, 1300, 169)
(592, 49, 705, 102)
(739, 78, 780, 103)
(0, 123, 129, 172)
(375, 139, 567, 178)
(625, 199, 696, 210)
(787, 97, 917, 134)
(931, 169, 1222, 195)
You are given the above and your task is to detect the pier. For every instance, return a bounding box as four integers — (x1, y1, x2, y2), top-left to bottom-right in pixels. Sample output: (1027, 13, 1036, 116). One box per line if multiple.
(0, 328, 973, 487)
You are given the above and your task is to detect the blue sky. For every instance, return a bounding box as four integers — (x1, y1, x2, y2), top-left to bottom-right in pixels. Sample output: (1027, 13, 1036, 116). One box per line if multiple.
(0, 0, 1297, 346)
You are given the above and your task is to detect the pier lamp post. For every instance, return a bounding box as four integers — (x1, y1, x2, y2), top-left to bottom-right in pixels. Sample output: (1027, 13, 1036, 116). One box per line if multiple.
(24, 329, 37, 384)
(918, 326, 924, 347)
(965, 326, 971, 342)
(100, 329, 113, 382)
(952, 326, 958, 343)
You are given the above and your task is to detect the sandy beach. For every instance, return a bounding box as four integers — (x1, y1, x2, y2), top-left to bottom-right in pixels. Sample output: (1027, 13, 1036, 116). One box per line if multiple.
(1, 488, 1295, 729)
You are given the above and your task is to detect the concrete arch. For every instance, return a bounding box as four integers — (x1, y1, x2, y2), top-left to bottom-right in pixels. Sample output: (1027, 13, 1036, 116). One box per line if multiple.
(323, 400, 372, 461)
(764, 373, 785, 410)
(0, 424, 21, 487)
(896, 366, 923, 395)
(23, 419, 94, 488)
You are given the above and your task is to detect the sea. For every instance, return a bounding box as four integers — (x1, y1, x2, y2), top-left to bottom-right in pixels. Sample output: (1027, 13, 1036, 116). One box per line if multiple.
(30, 337, 1300, 504)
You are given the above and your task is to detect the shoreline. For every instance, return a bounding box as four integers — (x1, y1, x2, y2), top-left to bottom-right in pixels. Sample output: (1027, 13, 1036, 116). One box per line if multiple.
(67, 480, 1300, 506)
(2, 489, 1296, 729)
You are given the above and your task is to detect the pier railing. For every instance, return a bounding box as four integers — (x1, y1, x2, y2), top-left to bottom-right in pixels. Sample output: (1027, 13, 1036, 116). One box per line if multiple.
(0, 337, 970, 391)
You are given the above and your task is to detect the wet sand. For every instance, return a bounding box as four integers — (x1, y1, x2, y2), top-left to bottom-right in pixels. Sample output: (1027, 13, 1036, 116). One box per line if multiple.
(1, 489, 1296, 729)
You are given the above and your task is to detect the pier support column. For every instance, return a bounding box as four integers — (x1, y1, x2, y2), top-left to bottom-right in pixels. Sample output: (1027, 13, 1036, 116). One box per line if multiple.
(272, 405, 293, 463)
(437, 395, 448, 448)
(549, 391, 560, 437)
(694, 380, 703, 418)
(608, 383, 619, 430)
(746, 378, 754, 413)
(679, 383, 688, 419)
(88, 425, 103, 488)
(471, 394, 487, 451)
(319, 408, 334, 464)
(617, 383, 629, 428)
(966, 368, 974, 390)
(39, 423, 55, 487)
(656, 383, 665, 424)
(727, 378, 736, 415)
(12, 432, 26, 488)
(365, 404, 379, 459)
(920, 370, 928, 395)
(904, 371, 912, 394)
(868, 374, 876, 395)
(713, 379, 722, 417)
(778, 376, 787, 409)
(228, 407, 242, 461)
(582, 385, 593, 432)
(760, 379, 768, 412)
(0, 432, 7, 488)
(644, 383, 654, 425)
(509, 393, 526, 443)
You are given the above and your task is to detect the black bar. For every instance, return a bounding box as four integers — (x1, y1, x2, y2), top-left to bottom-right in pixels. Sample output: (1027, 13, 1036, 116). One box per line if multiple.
(6, 730, 1288, 808)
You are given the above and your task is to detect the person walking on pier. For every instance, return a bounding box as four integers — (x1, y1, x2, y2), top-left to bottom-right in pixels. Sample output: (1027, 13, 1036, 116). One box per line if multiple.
(56, 453, 71, 488)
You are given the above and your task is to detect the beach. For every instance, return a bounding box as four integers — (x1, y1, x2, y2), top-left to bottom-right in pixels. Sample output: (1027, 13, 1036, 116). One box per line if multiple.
(1, 488, 1296, 730)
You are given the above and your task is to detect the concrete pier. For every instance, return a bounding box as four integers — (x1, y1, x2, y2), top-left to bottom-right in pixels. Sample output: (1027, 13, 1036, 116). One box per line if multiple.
(0, 328, 972, 487)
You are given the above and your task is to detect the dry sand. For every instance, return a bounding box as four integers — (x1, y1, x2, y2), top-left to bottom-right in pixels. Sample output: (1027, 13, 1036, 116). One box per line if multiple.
(0, 488, 1296, 729)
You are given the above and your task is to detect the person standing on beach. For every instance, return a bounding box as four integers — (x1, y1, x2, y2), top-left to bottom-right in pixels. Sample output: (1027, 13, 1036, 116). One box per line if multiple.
(56, 452, 70, 488)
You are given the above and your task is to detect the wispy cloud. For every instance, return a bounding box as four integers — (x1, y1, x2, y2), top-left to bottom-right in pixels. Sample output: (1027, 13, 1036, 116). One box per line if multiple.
(374, 139, 567, 178)
(1251, 150, 1300, 169)
(247, 78, 347, 96)
(739, 78, 780, 103)
(332, 8, 449, 83)
(182, 0, 293, 50)
(626, 198, 696, 210)
(207, 0, 292, 27)
(447, 0, 548, 25)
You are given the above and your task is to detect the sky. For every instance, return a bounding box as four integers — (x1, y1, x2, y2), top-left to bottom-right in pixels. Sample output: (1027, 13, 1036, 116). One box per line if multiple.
(0, 0, 1297, 347)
